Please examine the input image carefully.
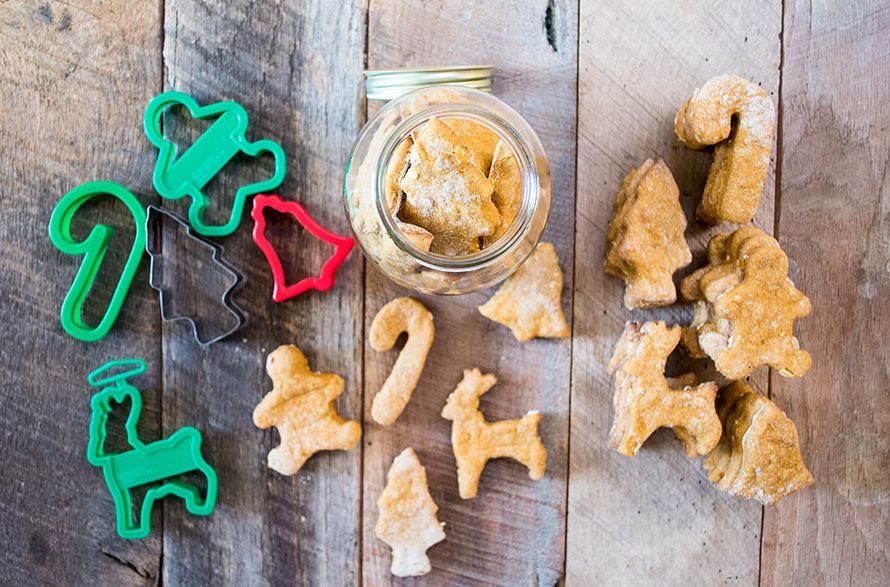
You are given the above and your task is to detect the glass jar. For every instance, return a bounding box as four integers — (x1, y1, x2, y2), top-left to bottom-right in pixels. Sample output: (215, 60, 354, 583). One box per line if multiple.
(343, 85, 551, 294)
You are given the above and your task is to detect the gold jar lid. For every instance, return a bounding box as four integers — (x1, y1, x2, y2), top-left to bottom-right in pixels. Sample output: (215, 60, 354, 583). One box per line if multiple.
(365, 66, 493, 101)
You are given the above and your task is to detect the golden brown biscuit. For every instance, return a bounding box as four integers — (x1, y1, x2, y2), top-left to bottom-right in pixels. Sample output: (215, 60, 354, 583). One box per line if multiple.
(478, 242, 570, 341)
(443, 118, 500, 173)
(385, 135, 413, 215)
(485, 140, 523, 245)
(441, 368, 547, 499)
(605, 159, 692, 309)
(396, 222, 434, 252)
(398, 118, 499, 255)
(253, 345, 361, 475)
(608, 321, 721, 457)
(375, 448, 446, 577)
(680, 227, 811, 379)
(675, 74, 776, 224)
(369, 298, 435, 426)
(704, 381, 813, 505)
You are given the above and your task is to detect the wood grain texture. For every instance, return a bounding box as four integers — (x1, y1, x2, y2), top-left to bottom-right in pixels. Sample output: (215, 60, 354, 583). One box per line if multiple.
(761, 2, 890, 585)
(0, 1, 162, 584)
(363, 1, 577, 584)
(159, 0, 365, 585)
(567, 1, 781, 584)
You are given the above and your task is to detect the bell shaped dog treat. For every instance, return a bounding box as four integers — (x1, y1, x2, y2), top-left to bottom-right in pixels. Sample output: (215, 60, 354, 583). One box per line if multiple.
(608, 321, 721, 457)
(253, 345, 361, 475)
(680, 227, 812, 379)
(478, 242, 570, 341)
(375, 448, 446, 577)
(704, 381, 813, 505)
(605, 159, 691, 309)
(675, 75, 776, 224)
(441, 369, 547, 499)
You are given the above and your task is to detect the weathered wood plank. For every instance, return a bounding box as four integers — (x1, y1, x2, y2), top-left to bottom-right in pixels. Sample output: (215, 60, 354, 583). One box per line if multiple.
(159, 0, 366, 584)
(761, 2, 890, 585)
(567, 1, 781, 584)
(363, 1, 577, 584)
(0, 1, 162, 584)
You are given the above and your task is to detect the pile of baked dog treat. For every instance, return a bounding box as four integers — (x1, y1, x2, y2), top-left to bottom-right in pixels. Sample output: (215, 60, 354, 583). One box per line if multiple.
(603, 74, 813, 504)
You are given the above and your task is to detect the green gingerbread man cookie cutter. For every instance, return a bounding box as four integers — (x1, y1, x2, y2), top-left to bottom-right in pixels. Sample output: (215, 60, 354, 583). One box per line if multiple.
(87, 358, 218, 540)
(48, 181, 146, 342)
(144, 91, 286, 237)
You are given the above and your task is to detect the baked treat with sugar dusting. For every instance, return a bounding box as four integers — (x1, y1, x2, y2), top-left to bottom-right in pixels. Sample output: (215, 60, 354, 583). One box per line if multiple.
(478, 242, 569, 341)
(704, 381, 813, 505)
(680, 226, 811, 379)
(375, 448, 446, 577)
(675, 74, 776, 224)
(608, 321, 721, 457)
(605, 158, 691, 309)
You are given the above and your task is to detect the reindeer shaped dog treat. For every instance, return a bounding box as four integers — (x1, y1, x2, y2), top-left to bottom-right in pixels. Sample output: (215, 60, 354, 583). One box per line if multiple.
(86, 359, 217, 539)
(441, 369, 547, 499)
(253, 345, 361, 475)
(609, 321, 721, 457)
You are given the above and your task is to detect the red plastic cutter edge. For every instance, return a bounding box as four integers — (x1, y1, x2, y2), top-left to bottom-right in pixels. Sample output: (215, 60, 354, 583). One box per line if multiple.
(251, 194, 354, 302)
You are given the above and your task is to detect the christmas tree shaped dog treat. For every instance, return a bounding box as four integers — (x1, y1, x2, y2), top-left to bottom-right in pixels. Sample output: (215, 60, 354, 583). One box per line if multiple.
(398, 117, 500, 255)
(253, 345, 361, 475)
(608, 321, 721, 457)
(605, 159, 691, 309)
(680, 227, 812, 379)
(704, 381, 813, 504)
(375, 448, 446, 577)
(478, 242, 570, 341)
(441, 369, 547, 499)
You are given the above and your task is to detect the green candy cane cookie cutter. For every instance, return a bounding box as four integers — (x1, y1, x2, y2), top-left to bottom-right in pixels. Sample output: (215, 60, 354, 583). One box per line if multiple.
(144, 91, 286, 237)
(87, 358, 218, 540)
(48, 181, 146, 342)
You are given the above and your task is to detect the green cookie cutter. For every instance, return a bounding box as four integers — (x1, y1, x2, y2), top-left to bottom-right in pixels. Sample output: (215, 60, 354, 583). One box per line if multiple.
(144, 91, 286, 237)
(48, 181, 146, 342)
(87, 358, 218, 540)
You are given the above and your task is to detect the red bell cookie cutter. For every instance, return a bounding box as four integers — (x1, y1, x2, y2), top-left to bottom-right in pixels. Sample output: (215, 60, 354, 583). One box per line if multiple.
(251, 194, 354, 302)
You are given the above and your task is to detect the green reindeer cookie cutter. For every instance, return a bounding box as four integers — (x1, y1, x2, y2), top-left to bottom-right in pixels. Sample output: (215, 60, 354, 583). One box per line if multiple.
(144, 91, 286, 237)
(87, 358, 218, 540)
(48, 181, 146, 342)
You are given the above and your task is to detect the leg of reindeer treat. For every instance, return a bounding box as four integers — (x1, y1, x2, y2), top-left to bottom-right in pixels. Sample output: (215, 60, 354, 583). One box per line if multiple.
(268, 443, 307, 476)
(457, 456, 486, 499)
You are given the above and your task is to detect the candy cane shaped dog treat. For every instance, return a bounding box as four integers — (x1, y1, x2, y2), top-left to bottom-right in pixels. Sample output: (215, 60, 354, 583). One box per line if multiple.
(370, 297, 435, 425)
(675, 75, 776, 224)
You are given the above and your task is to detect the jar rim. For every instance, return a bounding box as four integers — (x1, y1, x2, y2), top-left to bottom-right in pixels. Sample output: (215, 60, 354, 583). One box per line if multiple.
(373, 87, 543, 272)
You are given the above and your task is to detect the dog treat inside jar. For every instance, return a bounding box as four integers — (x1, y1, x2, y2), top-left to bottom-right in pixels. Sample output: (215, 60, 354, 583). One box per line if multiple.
(344, 82, 551, 294)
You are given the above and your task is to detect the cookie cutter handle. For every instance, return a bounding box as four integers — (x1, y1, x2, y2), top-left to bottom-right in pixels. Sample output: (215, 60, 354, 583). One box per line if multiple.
(88, 358, 147, 389)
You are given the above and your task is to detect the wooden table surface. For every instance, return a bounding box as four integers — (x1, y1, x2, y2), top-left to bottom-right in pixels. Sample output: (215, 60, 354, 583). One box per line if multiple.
(1, 1, 888, 585)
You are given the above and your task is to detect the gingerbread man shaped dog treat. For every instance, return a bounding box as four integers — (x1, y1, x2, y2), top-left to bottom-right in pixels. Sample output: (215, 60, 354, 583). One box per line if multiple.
(680, 227, 812, 379)
(441, 369, 547, 499)
(704, 381, 813, 505)
(675, 75, 776, 224)
(253, 345, 361, 475)
(608, 321, 721, 457)
(605, 159, 692, 309)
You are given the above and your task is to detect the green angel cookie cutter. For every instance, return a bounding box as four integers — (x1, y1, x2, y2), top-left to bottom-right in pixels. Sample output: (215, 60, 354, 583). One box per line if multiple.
(144, 91, 286, 237)
(87, 358, 218, 540)
(48, 181, 146, 342)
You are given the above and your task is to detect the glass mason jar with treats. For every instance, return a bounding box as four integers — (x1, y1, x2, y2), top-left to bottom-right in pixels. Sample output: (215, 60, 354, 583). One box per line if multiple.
(343, 82, 551, 294)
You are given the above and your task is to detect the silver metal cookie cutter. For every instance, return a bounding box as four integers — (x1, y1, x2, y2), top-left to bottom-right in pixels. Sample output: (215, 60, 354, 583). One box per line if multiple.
(145, 205, 246, 346)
